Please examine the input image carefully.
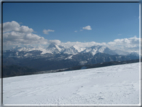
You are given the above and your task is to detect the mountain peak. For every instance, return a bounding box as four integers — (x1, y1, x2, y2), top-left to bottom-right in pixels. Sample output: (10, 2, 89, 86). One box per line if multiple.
(46, 44, 64, 54)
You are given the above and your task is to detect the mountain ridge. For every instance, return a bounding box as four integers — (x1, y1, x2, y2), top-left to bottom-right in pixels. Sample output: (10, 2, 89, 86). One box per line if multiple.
(3, 44, 140, 77)
(5, 44, 139, 57)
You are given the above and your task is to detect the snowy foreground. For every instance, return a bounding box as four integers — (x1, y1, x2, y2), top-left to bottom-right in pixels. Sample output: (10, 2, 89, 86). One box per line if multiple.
(3, 63, 140, 106)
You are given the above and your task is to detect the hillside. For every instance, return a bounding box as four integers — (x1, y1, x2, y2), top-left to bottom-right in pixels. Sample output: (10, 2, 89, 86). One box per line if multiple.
(3, 62, 140, 105)
(3, 59, 140, 77)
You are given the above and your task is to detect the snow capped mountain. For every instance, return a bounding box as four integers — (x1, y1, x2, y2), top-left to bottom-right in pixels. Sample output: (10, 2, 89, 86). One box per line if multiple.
(12, 46, 35, 51)
(82, 45, 117, 56)
(5, 44, 139, 57)
(113, 49, 130, 55)
(102, 47, 117, 55)
(83, 45, 104, 55)
(12, 45, 44, 53)
(63, 46, 79, 55)
(128, 52, 139, 56)
(3, 44, 140, 78)
(45, 44, 118, 56)
(46, 44, 64, 54)
(72, 45, 86, 52)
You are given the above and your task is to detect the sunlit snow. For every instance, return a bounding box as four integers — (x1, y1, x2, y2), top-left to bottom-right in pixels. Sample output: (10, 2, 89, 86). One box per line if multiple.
(3, 62, 140, 105)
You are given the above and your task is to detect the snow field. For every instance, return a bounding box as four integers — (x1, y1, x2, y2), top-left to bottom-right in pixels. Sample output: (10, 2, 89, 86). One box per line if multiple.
(3, 62, 140, 105)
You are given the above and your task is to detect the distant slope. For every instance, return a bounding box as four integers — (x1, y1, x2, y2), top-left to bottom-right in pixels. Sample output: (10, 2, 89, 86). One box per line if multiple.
(3, 59, 140, 78)
(66, 59, 140, 71)
(3, 62, 140, 105)
(3, 65, 38, 77)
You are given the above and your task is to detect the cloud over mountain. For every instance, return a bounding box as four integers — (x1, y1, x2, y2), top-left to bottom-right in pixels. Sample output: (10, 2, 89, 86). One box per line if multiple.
(2, 21, 140, 54)
(107, 36, 140, 53)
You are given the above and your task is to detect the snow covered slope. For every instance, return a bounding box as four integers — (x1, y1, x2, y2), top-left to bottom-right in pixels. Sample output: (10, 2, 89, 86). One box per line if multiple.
(3, 62, 140, 106)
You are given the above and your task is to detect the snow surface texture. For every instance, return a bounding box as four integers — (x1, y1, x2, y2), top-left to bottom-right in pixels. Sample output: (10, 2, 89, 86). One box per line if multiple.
(3, 63, 140, 106)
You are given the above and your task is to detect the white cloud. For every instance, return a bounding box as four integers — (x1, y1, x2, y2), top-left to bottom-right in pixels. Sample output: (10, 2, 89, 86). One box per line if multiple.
(107, 36, 140, 53)
(74, 25, 91, 32)
(49, 40, 61, 45)
(2, 21, 33, 33)
(3, 21, 20, 32)
(43, 29, 54, 35)
(3, 21, 48, 49)
(82, 25, 92, 30)
(16, 26, 33, 33)
(61, 41, 105, 48)
(60, 36, 140, 54)
(2, 21, 140, 54)
(108, 36, 139, 48)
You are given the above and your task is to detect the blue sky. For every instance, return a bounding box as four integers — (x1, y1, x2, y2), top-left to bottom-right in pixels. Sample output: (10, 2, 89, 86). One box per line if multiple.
(3, 3, 139, 43)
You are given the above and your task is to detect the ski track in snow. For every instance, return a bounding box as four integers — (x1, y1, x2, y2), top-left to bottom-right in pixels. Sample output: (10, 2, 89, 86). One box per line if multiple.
(3, 62, 140, 105)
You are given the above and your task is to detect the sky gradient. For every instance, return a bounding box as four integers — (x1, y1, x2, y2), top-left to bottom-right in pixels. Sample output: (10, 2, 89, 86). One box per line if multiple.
(2, 2, 140, 53)
(3, 3, 139, 43)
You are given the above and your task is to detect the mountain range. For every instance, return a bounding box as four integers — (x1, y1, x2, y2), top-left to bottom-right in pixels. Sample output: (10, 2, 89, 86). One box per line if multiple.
(3, 44, 140, 77)
(4, 43, 139, 57)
